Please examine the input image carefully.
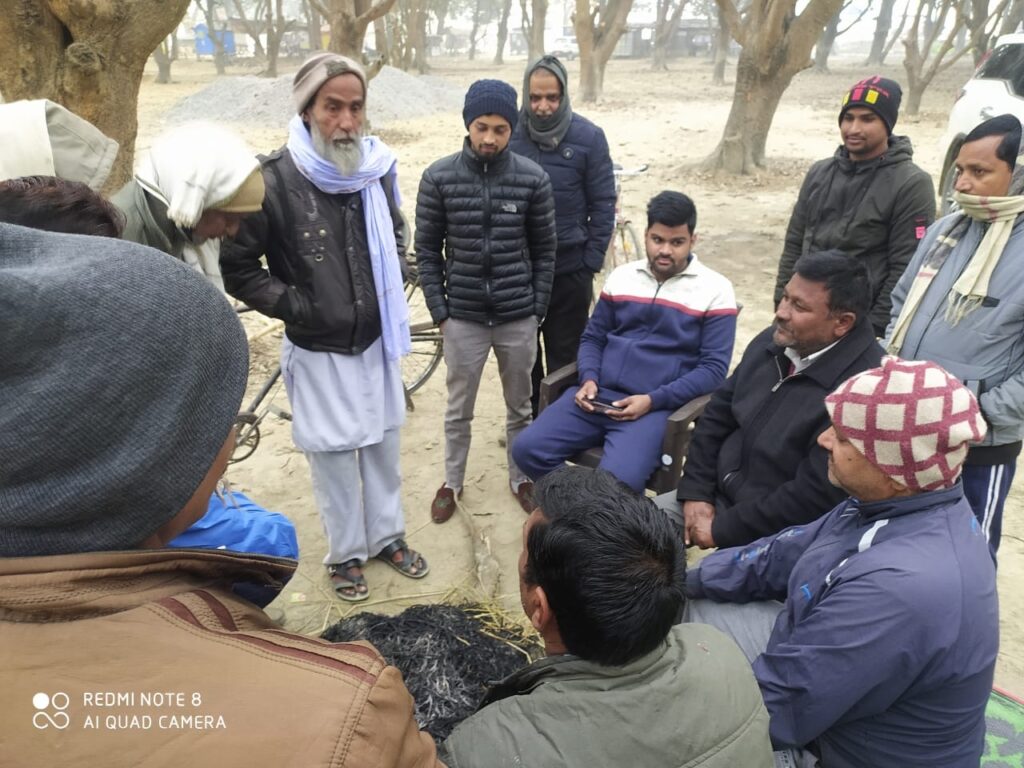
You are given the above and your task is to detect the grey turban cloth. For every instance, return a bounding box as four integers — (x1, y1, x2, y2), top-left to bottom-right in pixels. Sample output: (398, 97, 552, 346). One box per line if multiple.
(0, 223, 248, 556)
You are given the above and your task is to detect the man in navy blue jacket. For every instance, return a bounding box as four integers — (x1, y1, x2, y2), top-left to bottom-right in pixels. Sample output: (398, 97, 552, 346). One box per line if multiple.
(512, 191, 736, 492)
(687, 357, 998, 768)
(510, 56, 616, 415)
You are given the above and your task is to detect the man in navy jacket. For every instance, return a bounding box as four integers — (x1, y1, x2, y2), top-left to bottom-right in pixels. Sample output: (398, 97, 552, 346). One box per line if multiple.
(510, 55, 616, 415)
(512, 191, 736, 492)
(687, 357, 998, 768)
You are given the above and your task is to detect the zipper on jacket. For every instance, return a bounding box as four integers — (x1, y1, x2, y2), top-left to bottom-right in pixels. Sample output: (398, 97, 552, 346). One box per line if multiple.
(482, 162, 495, 322)
(770, 356, 791, 392)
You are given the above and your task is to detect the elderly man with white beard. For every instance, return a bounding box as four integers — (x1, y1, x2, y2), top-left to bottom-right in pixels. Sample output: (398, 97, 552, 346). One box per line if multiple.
(221, 53, 429, 603)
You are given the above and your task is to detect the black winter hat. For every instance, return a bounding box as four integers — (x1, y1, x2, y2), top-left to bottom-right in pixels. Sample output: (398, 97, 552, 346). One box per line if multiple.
(463, 79, 518, 131)
(839, 76, 902, 134)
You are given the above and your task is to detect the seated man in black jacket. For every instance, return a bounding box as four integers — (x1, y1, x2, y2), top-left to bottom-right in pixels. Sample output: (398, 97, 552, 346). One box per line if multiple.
(665, 251, 884, 549)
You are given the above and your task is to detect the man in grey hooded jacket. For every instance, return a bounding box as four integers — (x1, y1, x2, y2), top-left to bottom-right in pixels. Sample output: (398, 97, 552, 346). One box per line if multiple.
(774, 77, 935, 335)
(510, 56, 616, 414)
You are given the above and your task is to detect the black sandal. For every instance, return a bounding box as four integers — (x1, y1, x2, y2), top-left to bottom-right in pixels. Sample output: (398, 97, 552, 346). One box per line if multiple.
(328, 559, 370, 602)
(375, 539, 430, 579)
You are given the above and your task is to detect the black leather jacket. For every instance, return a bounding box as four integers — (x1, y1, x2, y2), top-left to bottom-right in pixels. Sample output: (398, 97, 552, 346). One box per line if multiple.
(414, 140, 557, 326)
(221, 148, 407, 355)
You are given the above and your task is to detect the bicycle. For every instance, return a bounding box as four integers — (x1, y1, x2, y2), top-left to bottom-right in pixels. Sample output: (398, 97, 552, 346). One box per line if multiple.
(402, 272, 444, 396)
(604, 164, 648, 271)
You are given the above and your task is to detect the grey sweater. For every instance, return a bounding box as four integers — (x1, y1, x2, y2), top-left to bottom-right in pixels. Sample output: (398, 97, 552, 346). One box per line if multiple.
(887, 212, 1024, 449)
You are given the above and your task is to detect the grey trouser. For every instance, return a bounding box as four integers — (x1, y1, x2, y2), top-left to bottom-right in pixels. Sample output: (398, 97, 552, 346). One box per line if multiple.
(306, 428, 405, 565)
(442, 315, 537, 489)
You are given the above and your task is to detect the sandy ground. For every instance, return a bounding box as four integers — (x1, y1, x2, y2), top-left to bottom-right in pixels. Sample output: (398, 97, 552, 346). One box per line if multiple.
(136, 53, 1024, 690)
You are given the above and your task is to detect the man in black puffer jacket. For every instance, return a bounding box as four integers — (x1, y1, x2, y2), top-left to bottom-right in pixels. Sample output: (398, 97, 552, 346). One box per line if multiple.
(667, 252, 884, 550)
(773, 77, 935, 335)
(510, 56, 616, 415)
(416, 79, 557, 522)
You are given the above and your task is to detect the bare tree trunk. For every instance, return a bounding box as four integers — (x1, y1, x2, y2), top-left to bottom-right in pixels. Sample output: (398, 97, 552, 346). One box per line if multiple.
(520, 0, 547, 59)
(265, 0, 290, 77)
(494, 0, 514, 63)
(317, 0, 398, 61)
(967, 0, 991, 65)
(434, 0, 450, 34)
(813, 12, 841, 71)
(651, 0, 687, 70)
(233, 0, 267, 58)
(469, 0, 483, 59)
(197, 0, 229, 75)
(1000, 0, 1024, 34)
(902, 0, 986, 115)
(707, 51, 796, 171)
(705, 0, 843, 172)
(303, 0, 324, 50)
(712, 11, 729, 84)
(153, 31, 179, 84)
(866, 0, 896, 64)
(373, 16, 390, 63)
(575, 0, 634, 101)
(0, 0, 191, 189)
(410, 0, 430, 71)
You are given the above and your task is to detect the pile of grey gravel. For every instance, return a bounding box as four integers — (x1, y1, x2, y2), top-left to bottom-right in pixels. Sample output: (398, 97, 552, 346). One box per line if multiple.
(165, 65, 464, 128)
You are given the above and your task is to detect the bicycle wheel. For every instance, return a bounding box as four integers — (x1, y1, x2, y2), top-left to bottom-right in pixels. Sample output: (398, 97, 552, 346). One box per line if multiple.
(621, 223, 642, 265)
(403, 279, 444, 394)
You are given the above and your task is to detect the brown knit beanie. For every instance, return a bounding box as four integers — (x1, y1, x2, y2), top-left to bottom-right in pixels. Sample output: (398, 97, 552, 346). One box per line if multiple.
(292, 52, 367, 114)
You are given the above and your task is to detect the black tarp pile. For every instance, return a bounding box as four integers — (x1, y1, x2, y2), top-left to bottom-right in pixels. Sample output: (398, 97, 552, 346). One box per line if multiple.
(322, 603, 541, 742)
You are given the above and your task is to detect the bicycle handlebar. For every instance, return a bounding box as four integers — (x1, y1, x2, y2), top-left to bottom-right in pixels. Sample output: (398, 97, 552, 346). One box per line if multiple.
(613, 164, 649, 177)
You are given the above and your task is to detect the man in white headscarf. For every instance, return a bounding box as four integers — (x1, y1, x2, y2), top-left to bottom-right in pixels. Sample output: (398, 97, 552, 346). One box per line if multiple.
(221, 53, 426, 603)
(0, 99, 119, 190)
(112, 123, 265, 287)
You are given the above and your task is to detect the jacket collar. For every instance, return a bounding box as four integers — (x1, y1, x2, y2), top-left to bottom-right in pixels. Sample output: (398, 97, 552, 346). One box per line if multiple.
(460, 137, 512, 174)
(635, 253, 701, 283)
(762, 318, 879, 389)
(846, 482, 966, 524)
(0, 548, 295, 621)
(480, 634, 672, 707)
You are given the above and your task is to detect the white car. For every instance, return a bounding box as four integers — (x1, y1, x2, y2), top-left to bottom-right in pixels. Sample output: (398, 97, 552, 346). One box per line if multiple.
(551, 37, 579, 61)
(939, 34, 1024, 211)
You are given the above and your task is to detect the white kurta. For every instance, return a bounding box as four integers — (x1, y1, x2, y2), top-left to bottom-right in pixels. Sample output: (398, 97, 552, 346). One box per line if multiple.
(281, 337, 407, 564)
(281, 336, 405, 452)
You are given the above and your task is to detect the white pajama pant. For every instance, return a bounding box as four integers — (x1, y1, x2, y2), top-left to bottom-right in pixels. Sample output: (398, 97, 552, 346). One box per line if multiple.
(306, 429, 405, 565)
(281, 337, 407, 565)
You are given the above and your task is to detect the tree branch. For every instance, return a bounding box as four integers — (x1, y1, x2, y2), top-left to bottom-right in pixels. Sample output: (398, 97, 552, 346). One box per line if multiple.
(837, 0, 872, 36)
(357, 0, 398, 25)
(714, 0, 747, 46)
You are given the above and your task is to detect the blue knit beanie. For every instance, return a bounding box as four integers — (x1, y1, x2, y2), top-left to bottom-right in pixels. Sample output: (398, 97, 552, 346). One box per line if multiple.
(463, 79, 518, 131)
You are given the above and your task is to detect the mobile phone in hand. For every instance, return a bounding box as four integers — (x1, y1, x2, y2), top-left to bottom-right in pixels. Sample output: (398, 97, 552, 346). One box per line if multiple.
(590, 399, 624, 414)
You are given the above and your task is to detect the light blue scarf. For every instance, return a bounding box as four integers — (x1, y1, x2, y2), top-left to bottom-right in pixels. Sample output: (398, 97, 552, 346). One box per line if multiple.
(286, 114, 410, 360)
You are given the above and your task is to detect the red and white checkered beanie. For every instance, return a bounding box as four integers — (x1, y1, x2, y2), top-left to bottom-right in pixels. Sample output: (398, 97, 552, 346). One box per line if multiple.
(825, 357, 987, 492)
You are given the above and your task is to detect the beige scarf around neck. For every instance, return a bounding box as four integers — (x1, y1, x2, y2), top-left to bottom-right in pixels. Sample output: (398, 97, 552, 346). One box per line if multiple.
(888, 190, 1024, 354)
